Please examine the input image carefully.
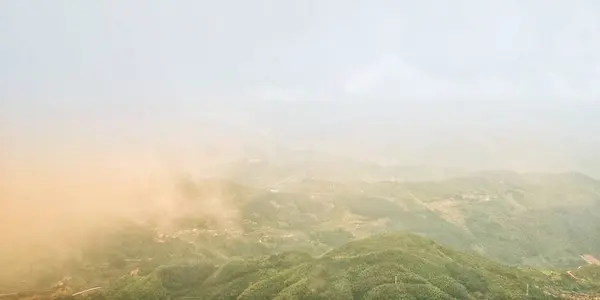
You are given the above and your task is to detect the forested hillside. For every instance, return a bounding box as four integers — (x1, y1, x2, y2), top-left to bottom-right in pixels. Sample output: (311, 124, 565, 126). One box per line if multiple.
(81, 234, 600, 300)
(2, 171, 600, 299)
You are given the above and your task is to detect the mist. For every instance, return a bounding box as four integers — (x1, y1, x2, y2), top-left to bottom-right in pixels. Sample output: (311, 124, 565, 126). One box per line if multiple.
(1, 0, 600, 293)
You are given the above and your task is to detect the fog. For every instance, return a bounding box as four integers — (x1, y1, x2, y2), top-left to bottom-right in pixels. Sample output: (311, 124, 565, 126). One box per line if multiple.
(1, 0, 600, 291)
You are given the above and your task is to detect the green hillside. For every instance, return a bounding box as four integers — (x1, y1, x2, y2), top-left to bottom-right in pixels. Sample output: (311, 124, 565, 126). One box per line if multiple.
(2, 171, 600, 298)
(235, 171, 600, 268)
(95, 234, 599, 300)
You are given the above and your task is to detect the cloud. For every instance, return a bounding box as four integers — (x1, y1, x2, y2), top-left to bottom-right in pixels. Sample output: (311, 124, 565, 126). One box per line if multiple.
(340, 56, 402, 95)
(250, 86, 310, 102)
(338, 54, 526, 101)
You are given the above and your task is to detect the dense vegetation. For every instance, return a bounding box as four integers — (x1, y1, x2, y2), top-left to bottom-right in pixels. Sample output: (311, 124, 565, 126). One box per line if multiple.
(3, 169, 600, 299)
(246, 171, 600, 268)
(92, 234, 600, 300)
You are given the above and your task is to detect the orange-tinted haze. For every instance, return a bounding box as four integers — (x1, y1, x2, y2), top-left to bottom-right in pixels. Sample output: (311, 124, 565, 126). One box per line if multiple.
(0, 140, 243, 290)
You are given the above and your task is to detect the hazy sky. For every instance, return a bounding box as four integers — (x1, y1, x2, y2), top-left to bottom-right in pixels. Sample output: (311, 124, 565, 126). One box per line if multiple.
(4, 2, 600, 283)
(2, 1, 600, 174)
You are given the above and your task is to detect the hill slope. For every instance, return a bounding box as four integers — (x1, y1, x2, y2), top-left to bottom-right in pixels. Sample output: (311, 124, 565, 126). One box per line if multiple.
(3, 171, 600, 295)
(99, 233, 599, 300)
(235, 171, 600, 268)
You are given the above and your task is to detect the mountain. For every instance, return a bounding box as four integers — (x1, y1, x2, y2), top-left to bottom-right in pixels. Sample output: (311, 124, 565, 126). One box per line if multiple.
(218, 149, 471, 186)
(95, 233, 600, 300)
(3, 170, 600, 298)
(176, 101, 600, 178)
(226, 171, 600, 268)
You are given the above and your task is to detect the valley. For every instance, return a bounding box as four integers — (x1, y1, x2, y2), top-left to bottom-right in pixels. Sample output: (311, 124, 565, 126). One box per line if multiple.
(2, 169, 600, 299)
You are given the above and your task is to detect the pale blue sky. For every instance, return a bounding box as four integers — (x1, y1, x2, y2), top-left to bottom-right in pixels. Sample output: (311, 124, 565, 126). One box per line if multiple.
(2, 1, 600, 174)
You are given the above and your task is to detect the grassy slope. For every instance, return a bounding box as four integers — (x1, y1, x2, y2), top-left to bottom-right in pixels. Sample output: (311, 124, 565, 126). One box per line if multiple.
(99, 233, 599, 300)
(3, 172, 600, 296)
(238, 172, 600, 268)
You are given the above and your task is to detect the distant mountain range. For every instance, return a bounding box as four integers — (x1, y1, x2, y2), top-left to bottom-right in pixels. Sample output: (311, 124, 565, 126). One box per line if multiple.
(175, 100, 600, 179)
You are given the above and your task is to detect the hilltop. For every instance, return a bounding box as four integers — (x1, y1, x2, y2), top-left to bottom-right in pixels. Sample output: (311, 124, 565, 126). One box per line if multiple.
(93, 233, 600, 300)
(2, 170, 600, 297)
